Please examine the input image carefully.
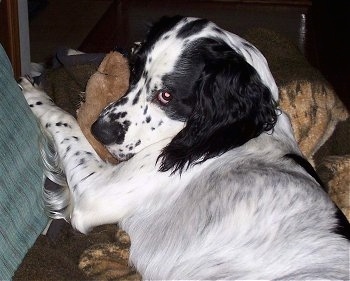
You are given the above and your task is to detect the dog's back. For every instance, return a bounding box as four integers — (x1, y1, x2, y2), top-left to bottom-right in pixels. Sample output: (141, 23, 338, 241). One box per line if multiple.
(121, 114, 350, 280)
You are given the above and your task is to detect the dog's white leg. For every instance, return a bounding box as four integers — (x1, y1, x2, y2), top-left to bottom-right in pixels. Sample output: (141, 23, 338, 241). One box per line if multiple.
(20, 77, 103, 183)
(19, 78, 118, 232)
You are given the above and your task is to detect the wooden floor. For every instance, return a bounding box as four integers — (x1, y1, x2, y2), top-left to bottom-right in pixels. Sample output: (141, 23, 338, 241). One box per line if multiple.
(31, 0, 350, 109)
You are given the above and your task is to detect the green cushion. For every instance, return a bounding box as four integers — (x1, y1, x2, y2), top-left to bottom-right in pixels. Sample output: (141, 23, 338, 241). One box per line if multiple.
(0, 45, 48, 280)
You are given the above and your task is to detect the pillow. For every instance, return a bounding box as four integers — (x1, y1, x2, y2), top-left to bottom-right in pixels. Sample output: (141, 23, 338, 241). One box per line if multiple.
(279, 80, 348, 159)
(317, 154, 350, 220)
(0, 45, 48, 280)
(244, 28, 348, 161)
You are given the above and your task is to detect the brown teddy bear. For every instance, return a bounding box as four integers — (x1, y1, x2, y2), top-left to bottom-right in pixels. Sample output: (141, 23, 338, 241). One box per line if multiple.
(76, 51, 130, 164)
(76, 51, 141, 279)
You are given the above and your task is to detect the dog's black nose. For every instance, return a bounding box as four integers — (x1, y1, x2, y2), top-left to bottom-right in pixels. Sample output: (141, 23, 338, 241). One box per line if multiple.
(91, 118, 125, 145)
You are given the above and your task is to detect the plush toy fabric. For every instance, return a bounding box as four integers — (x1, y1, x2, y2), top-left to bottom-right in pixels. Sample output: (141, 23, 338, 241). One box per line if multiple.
(317, 154, 350, 219)
(77, 51, 130, 164)
(79, 229, 141, 280)
(279, 80, 348, 161)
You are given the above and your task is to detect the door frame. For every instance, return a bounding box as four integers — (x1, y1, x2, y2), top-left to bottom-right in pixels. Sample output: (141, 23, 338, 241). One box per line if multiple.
(0, 0, 21, 79)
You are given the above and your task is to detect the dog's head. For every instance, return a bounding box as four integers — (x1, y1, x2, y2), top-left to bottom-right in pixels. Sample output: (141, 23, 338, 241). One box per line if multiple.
(92, 16, 278, 173)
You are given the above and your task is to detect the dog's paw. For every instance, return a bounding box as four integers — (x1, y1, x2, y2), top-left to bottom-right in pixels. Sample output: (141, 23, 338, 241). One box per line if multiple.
(18, 76, 55, 117)
(79, 243, 141, 280)
(19, 76, 44, 97)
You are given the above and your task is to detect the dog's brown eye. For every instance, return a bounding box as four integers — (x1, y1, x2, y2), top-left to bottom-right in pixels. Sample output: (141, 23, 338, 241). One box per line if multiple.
(157, 91, 172, 105)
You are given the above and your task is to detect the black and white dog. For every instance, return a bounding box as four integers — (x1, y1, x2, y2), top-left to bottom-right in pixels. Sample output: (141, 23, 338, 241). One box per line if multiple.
(21, 16, 349, 280)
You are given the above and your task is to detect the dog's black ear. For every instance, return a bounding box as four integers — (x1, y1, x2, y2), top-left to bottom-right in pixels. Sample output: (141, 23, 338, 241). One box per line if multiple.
(158, 41, 278, 174)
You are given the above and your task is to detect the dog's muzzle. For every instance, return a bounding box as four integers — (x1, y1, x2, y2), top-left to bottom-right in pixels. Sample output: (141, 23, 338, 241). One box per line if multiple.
(91, 118, 126, 145)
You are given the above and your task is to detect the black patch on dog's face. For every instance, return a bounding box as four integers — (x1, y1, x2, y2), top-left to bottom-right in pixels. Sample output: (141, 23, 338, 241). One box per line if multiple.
(157, 37, 278, 174)
(158, 37, 245, 122)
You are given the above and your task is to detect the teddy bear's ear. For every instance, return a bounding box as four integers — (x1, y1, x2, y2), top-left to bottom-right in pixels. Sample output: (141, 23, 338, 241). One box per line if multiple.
(98, 52, 130, 85)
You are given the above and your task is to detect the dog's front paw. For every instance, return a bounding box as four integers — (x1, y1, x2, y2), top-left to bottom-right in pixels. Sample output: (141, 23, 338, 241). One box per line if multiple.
(18, 76, 55, 117)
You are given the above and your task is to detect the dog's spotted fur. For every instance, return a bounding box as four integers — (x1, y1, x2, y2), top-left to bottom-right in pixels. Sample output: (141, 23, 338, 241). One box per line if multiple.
(21, 16, 349, 280)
